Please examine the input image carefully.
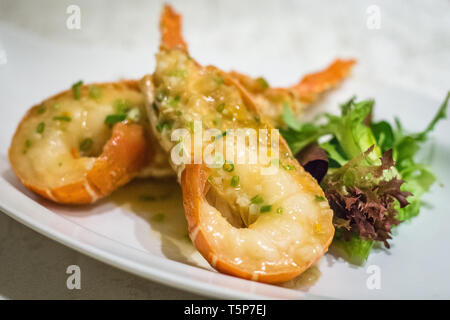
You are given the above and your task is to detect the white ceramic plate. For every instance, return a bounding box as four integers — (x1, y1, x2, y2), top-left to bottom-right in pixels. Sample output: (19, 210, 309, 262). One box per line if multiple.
(1, 20, 449, 300)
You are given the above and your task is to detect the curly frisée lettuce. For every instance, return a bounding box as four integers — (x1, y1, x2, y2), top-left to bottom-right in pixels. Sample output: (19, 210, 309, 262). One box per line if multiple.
(281, 91, 449, 263)
(323, 148, 411, 244)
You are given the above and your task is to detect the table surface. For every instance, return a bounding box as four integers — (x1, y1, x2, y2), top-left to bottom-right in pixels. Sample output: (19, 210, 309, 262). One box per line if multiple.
(0, 0, 448, 299)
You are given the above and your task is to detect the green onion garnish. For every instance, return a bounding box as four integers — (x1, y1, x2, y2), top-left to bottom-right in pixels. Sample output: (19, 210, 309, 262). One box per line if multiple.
(36, 105, 46, 114)
(36, 122, 45, 134)
(281, 163, 296, 171)
(53, 116, 72, 122)
(104, 114, 126, 127)
(223, 161, 234, 172)
(72, 80, 83, 100)
(79, 138, 93, 151)
(260, 205, 272, 213)
(168, 95, 181, 108)
(250, 195, 264, 204)
(168, 70, 187, 78)
(230, 175, 240, 187)
(256, 77, 269, 89)
(216, 103, 225, 112)
(113, 99, 132, 114)
(89, 85, 102, 99)
(156, 120, 172, 132)
(23, 139, 31, 154)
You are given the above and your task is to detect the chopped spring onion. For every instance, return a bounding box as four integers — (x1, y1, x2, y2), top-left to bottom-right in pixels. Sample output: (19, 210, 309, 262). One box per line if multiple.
(256, 77, 269, 89)
(72, 80, 83, 100)
(156, 120, 172, 132)
(53, 115, 72, 122)
(104, 114, 126, 127)
(216, 103, 225, 112)
(79, 138, 93, 151)
(36, 105, 46, 114)
(230, 175, 240, 187)
(113, 99, 132, 114)
(222, 161, 234, 172)
(315, 195, 326, 202)
(89, 85, 102, 99)
(168, 95, 181, 108)
(250, 195, 264, 204)
(36, 122, 45, 134)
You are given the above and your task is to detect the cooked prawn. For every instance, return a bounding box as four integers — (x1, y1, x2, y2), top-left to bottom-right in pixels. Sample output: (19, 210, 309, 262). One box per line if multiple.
(159, 5, 355, 128)
(229, 58, 355, 127)
(142, 5, 334, 283)
(9, 80, 162, 204)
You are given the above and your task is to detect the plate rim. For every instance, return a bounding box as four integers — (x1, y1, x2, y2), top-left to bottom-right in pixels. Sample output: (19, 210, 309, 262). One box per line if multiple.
(0, 174, 320, 300)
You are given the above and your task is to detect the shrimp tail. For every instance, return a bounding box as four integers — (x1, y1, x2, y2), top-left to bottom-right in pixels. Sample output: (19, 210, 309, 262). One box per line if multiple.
(291, 58, 356, 103)
(160, 5, 188, 52)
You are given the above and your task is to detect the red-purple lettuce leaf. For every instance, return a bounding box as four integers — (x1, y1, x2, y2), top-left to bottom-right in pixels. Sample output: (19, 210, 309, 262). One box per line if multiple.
(322, 147, 412, 248)
(295, 143, 328, 183)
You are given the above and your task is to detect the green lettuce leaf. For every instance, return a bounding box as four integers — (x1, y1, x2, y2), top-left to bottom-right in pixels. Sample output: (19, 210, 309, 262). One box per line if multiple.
(392, 92, 449, 221)
(332, 230, 374, 265)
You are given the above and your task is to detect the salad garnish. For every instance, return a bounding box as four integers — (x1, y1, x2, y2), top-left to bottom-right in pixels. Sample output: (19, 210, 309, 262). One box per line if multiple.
(281, 92, 449, 262)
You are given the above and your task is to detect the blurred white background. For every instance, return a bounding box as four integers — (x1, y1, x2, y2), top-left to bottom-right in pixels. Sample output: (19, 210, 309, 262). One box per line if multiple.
(0, 0, 448, 299)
